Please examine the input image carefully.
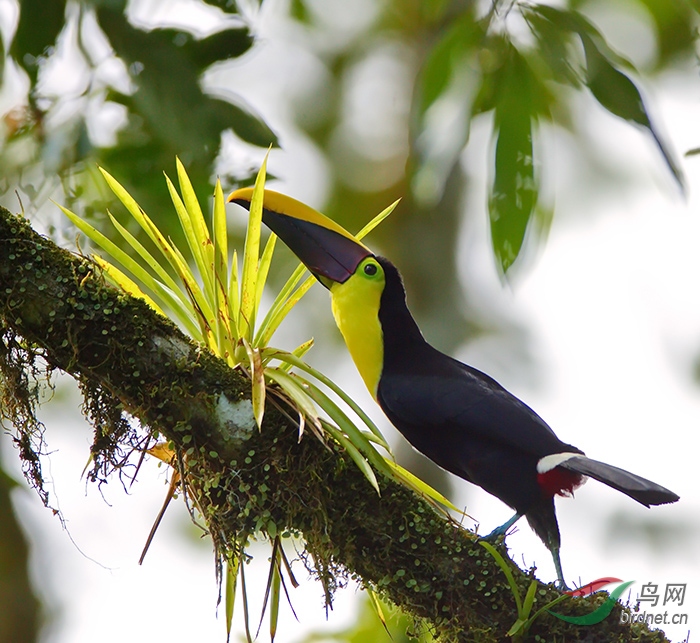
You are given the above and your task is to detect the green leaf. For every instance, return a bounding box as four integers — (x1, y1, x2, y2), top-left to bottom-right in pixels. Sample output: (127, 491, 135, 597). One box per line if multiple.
(102, 210, 202, 334)
(525, 592, 569, 628)
(365, 585, 390, 636)
(225, 555, 240, 643)
(523, 10, 582, 87)
(291, 338, 314, 359)
(176, 159, 217, 298)
(322, 420, 381, 494)
(264, 368, 320, 424)
(413, 12, 480, 206)
(228, 249, 240, 339)
(355, 199, 401, 241)
(254, 263, 307, 347)
(212, 179, 235, 361)
(290, 0, 312, 23)
(505, 579, 539, 636)
(384, 460, 459, 513)
(213, 179, 229, 298)
(11, 0, 67, 84)
(278, 545, 299, 588)
(471, 35, 507, 117)
(104, 210, 183, 299)
(506, 617, 527, 638)
(301, 378, 393, 480)
(269, 549, 281, 642)
(218, 98, 279, 148)
(416, 11, 480, 117)
(239, 154, 268, 340)
(243, 339, 265, 429)
(256, 274, 316, 348)
(239, 556, 253, 643)
(418, 0, 454, 23)
(479, 541, 523, 616)
(182, 26, 254, 67)
(637, 0, 696, 67)
(90, 6, 274, 240)
(275, 339, 314, 373)
(95, 7, 277, 154)
(489, 111, 536, 273)
(166, 238, 217, 349)
(580, 33, 683, 188)
(527, 4, 683, 189)
(257, 539, 279, 640)
(174, 159, 209, 252)
(255, 233, 278, 314)
(58, 203, 199, 336)
(582, 36, 646, 123)
(522, 579, 538, 617)
(488, 44, 539, 274)
(266, 350, 388, 445)
(274, 338, 314, 373)
(98, 167, 203, 291)
(526, 5, 589, 39)
(165, 167, 215, 303)
(474, 36, 554, 272)
(92, 256, 165, 316)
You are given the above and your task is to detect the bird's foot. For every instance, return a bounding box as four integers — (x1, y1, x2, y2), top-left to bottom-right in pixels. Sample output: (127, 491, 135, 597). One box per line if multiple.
(478, 525, 509, 542)
(478, 512, 523, 542)
(550, 545, 569, 591)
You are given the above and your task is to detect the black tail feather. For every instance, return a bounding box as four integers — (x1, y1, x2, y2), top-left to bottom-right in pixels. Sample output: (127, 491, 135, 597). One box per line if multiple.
(560, 456, 679, 507)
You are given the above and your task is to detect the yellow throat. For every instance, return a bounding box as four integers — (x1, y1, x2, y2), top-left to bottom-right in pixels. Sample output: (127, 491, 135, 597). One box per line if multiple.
(329, 259, 385, 397)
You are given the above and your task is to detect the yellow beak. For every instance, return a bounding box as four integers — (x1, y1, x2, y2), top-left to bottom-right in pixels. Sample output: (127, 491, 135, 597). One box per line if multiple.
(228, 188, 373, 286)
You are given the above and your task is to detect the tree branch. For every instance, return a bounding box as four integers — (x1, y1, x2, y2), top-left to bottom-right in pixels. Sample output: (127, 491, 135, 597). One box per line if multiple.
(0, 206, 670, 642)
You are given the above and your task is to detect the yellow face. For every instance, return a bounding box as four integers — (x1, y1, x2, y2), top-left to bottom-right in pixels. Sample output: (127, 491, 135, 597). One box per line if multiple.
(330, 256, 385, 397)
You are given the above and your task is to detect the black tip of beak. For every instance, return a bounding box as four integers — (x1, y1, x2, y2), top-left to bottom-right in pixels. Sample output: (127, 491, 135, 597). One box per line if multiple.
(232, 198, 372, 285)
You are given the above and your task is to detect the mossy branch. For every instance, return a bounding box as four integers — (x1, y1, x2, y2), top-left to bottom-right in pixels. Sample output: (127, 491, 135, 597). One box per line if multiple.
(0, 206, 670, 642)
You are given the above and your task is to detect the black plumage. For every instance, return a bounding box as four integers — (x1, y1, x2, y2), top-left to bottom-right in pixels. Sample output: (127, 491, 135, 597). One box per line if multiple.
(374, 257, 678, 584)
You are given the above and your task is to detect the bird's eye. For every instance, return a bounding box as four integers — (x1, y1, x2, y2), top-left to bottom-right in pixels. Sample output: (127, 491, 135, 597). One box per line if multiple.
(364, 263, 378, 276)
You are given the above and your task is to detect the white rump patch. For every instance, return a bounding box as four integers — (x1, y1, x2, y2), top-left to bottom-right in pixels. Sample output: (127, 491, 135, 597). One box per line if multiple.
(537, 452, 580, 474)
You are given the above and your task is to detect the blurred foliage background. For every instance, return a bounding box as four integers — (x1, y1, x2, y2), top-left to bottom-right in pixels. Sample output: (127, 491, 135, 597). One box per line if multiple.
(0, 0, 698, 640)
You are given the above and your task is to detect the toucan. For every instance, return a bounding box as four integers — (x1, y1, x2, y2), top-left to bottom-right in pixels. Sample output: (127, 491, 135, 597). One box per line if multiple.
(228, 188, 680, 587)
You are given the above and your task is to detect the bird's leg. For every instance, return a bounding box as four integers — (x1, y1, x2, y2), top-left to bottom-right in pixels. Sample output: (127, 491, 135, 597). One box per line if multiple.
(549, 544, 569, 590)
(480, 512, 522, 541)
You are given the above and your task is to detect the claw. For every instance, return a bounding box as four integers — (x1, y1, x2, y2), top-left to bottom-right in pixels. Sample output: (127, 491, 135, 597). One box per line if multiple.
(479, 512, 522, 542)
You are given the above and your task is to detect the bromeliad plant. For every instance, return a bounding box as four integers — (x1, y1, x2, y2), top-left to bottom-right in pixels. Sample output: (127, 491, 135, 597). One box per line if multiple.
(479, 541, 570, 640)
(60, 156, 456, 640)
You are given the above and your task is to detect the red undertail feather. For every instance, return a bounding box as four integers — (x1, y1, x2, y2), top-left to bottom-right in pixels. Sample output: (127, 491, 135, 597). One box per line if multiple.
(537, 467, 585, 498)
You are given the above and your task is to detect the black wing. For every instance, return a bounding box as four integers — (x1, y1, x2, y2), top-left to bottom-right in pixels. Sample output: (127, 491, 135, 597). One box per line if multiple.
(377, 345, 578, 461)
